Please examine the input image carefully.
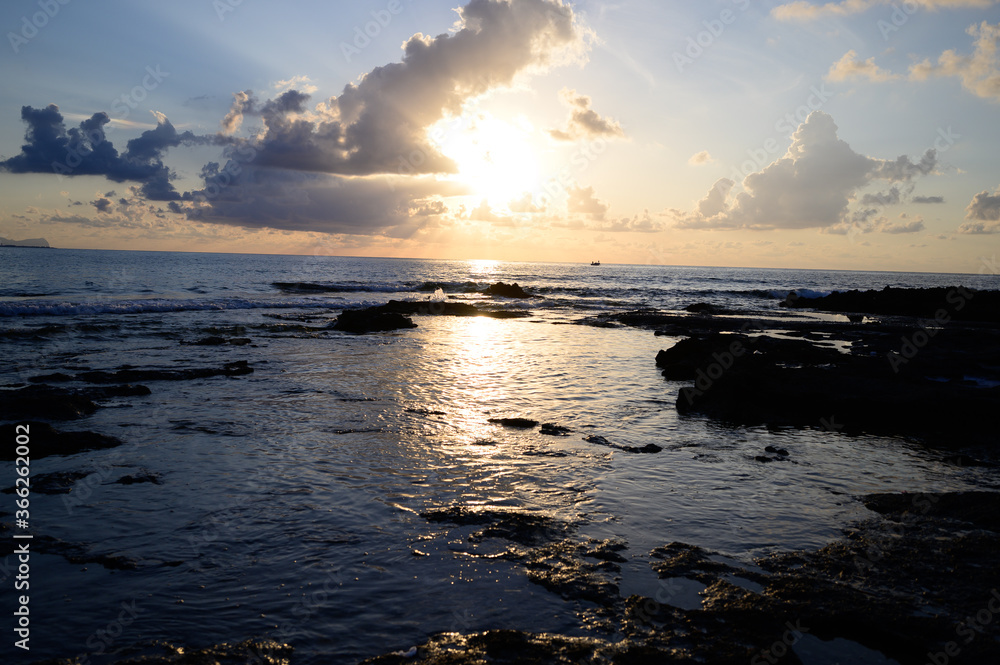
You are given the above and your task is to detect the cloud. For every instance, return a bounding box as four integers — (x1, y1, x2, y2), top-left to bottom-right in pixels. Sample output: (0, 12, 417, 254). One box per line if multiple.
(966, 188, 1000, 220)
(234, 0, 585, 176)
(860, 185, 903, 206)
(673, 112, 938, 231)
(0, 105, 202, 200)
(909, 21, 1000, 103)
(179, 165, 467, 236)
(2, 0, 588, 237)
(958, 221, 1000, 233)
(468, 199, 516, 226)
(597, 209, 662, 233)
(567, 185, 609, 219)
(689, 150, 714, 165)
(772, 0, 997, 21)
(827, 50, 901, 82)
(548, 88, 624, 141)
(508, 192, 544, 213)
(274, 75, 318, 94)
(91, 198, 113, 213)
(912, 195, 945, 203)
(880, 214, 925, 233)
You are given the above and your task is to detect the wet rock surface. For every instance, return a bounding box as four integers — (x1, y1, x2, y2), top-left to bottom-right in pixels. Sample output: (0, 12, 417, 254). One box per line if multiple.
(488, 417, 540, 429)
(331, 309, 418, 334)
(648, 293, 1000, 451)
(784, 285, 1000, 322)
(0, 422, 123, 459)
(483, 281, 532, 298)
(0, 384, 151, 420)
(375, 491, 1000, 664)
(585, 434, 662, 454)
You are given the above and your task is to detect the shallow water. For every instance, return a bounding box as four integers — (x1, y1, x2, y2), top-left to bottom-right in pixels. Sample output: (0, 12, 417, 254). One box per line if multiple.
(1, 249, 996, 663)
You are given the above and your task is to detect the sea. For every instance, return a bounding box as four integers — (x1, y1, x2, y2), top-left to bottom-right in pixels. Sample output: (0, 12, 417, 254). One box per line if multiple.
(1, 248, 998, 664)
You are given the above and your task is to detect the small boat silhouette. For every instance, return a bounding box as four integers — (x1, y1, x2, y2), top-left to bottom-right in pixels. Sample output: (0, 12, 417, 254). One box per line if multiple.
(590, 260, 601, 266)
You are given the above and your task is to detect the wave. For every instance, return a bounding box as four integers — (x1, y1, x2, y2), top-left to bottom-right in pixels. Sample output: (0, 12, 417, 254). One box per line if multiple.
(0, 297, 349, 318)
(768, 288, 835, 300)
(272, 281, 403, 294)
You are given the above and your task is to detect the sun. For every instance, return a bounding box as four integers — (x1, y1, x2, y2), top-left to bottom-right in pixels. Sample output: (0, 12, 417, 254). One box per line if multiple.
(431, 113, 542, 209)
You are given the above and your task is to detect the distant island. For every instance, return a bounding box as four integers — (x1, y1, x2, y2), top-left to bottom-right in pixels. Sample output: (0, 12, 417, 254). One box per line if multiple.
(0, 237, 51, 248)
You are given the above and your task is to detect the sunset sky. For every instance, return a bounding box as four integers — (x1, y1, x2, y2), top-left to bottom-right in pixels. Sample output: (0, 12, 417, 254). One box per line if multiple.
(1, 0, 998, 272)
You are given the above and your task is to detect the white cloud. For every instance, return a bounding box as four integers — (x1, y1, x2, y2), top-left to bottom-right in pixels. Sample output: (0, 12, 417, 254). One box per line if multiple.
(958, 185, 1000, 233)
(909, 21, 1000, 103)
(673, 112, 938, 231)
(688, 150, 714, 166)
(827, 50, 901, 82)
(548, 88, 624, 141)
(567, 185, 610, 219)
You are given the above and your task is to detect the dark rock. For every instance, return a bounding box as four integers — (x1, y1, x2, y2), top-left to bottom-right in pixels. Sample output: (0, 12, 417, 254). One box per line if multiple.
(785, 285, 1000, 323)
(524, 539, 622, 605)
(0, 385, 112, 420)
(331, 309, 417, 334)
(655, 334, 748, 380)
(483, 281, 531, 298)
(539, 423, 572, 436)
(764, 445, 789, 456)
(685, 302, 729, 315)
(585, 435, 662, 454)
(488, 417, 539, 429)
(27, 372, 74, 383)
(75, 361, 252, 383)
(114, 472, 163, 486)
(0, 422, 123, 460)
(420, 506, 570, 546)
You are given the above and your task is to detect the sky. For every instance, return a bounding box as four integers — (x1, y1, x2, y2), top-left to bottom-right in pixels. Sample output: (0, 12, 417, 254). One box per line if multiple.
(0, 0, 998, 272)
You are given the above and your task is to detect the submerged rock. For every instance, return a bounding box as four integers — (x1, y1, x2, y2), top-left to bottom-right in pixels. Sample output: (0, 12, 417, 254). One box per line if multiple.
(331, 309, 417, 334)
(0, 422, 123, 460)
(585, 435, 662, 454)
(488, 417, 539, 429)
(76, 360, 253, 383)
(540, 423, 572, 436)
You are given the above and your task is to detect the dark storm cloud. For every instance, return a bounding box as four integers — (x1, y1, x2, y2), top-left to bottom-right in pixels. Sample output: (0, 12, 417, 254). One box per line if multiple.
(179, 165, 467, 236)
(0, 105, 203, 200)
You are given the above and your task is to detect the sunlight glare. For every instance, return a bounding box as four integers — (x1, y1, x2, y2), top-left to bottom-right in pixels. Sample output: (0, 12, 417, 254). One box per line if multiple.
(431, 113, 541, 209)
